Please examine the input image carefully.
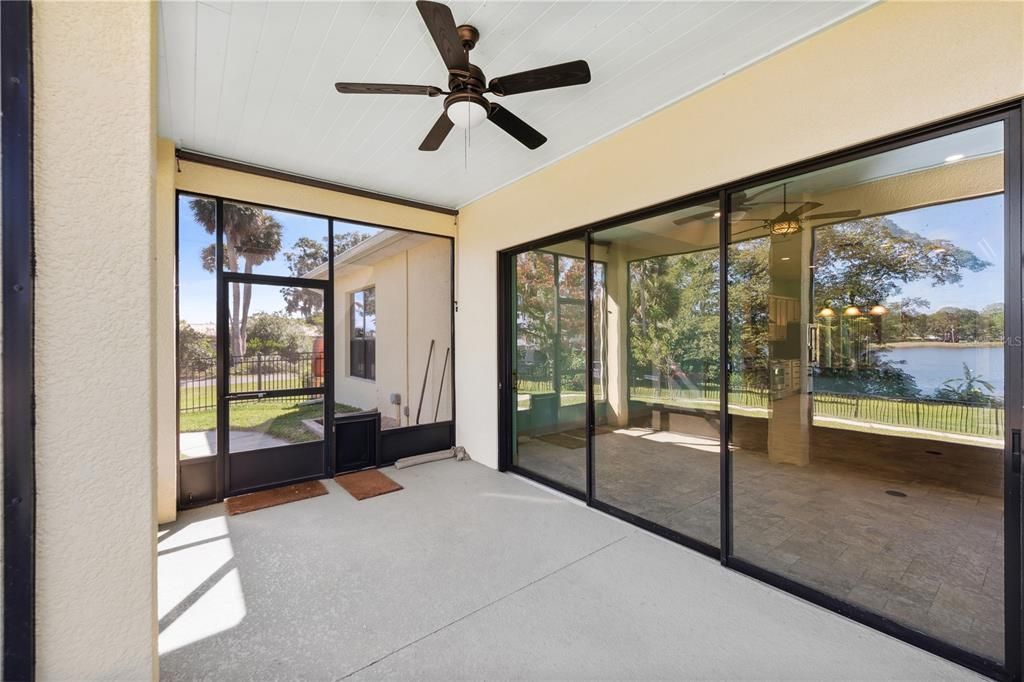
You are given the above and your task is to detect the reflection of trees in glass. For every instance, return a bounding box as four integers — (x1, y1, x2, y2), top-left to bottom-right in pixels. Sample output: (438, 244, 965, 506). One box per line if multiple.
(811, 216, 994, 398)
(516, 251, 556, 383)
(514, 250, 599, 394)
(813, 217, 989, 309)
(630, 250, 719, 389)
(192, 200, 283, 358)
(727, 239, 771, 389)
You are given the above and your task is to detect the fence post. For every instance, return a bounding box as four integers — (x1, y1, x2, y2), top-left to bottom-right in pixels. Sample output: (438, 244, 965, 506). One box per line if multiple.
(915, 400, 921, 428)
(257, 354, 263, 392)
(854, 395, 859, 419)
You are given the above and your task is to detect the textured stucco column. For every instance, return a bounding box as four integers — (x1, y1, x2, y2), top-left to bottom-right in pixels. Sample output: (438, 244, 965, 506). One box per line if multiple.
(156, 139, 177, 523)
(34, 2, 157, 678)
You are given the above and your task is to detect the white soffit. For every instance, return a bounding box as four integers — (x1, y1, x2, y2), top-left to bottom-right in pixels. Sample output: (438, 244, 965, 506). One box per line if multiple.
(159, 1, 873, 210)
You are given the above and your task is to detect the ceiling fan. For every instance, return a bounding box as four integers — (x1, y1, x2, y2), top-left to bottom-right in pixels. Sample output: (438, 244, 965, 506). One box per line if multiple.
(333, 1, 592, 152)
(674, 183, 861, 234)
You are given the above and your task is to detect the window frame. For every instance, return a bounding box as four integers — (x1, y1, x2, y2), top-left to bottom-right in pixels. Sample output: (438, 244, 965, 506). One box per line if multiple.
(350, 285, 376, 381)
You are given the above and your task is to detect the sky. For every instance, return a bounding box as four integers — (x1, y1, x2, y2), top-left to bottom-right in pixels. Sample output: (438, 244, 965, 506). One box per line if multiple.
(177, 195, 382, 326)
(889, 194, 1004, 312)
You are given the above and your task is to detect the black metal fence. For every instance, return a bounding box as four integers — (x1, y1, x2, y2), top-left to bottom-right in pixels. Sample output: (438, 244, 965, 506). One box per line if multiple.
(179, 352, 324, 412)
(623, 381, 1002, 438)
(813, 391, 1003, 438)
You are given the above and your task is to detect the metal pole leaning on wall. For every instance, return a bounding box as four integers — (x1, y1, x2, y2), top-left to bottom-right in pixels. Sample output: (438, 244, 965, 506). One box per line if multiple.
(416, 339, 435, 424)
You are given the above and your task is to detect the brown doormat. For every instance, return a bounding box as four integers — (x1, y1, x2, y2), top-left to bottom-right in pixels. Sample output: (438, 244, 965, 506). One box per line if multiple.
(335, 469, 403, 500)
(225, 480, 328, 515)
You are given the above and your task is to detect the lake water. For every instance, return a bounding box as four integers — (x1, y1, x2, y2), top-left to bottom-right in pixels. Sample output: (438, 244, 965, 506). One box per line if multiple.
(880, 345, 1004, 396)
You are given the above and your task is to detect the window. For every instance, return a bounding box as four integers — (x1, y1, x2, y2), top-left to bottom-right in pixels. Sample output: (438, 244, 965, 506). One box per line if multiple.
(351, 287, 376, 380)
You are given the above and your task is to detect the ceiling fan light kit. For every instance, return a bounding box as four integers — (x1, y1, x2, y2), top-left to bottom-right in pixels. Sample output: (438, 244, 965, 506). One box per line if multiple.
(333, 1, 591, 151)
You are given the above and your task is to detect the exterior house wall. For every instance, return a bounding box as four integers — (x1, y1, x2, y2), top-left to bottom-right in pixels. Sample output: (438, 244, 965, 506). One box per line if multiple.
(34, 2, 158, 678)
(334, 238, 453, 426)
(335, 266, 379, 413)
(453, 0, 1024, 469)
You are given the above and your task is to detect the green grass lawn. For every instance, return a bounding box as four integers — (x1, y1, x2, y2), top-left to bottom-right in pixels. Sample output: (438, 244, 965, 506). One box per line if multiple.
(628, 387, 1002, 440)
(522, 384, 1003, 441)
(178, 375, 320, 411)
(179, 400, 361, 443)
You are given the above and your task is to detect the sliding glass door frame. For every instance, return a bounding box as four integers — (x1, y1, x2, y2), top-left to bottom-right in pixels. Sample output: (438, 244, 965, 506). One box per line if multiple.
(497, 100, 1023, 681)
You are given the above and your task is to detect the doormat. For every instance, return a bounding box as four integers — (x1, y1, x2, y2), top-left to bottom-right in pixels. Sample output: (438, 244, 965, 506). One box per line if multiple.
(225, 480, 328, 515)
(335, 469, 403, 501)
(537, 432, 586, 449)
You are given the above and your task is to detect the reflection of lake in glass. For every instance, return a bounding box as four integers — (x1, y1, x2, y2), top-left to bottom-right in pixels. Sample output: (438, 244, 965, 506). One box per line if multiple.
(880, 344, 1004, 396)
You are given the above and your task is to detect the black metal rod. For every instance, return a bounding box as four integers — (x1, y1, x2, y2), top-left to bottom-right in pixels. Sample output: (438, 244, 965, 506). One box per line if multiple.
(718, 188, 731, 563)
(325, 219, 336, 477)
(584, 231, 595, 503)
(1, 2, 34, 678)
(416, 339, 435, 425)
(433, 347, 450, 422)
(176, 149, 458, 217)
(215, 198, 228, 499)
(1002, 107, 1023, 682)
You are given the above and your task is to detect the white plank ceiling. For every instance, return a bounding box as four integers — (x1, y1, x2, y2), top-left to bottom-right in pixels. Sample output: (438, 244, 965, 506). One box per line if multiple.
(159, 1, 872, 210)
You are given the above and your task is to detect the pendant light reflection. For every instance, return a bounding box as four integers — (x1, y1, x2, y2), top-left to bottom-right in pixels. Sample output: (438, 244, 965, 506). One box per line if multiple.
(817, 307, 835, 318)
(868, 305, 888, 316)
(843, 305, 862, 317)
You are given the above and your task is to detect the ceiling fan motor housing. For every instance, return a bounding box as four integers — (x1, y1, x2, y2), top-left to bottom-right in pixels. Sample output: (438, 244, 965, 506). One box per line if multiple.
(457, 24, 479, 51)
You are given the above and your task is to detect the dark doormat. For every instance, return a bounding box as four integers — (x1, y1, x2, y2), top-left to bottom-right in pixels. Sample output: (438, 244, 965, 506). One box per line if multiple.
(225, 480, 328, 515)
(537, 432, 586, 449)
(335, 469, 403, 500)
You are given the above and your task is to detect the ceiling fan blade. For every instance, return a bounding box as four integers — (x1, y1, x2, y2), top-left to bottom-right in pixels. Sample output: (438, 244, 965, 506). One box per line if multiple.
(418, 112, 454, 151)
(416, 1, 469, 76)
(488, 103, 546, 149)
(672, 210, 720, 225)
(743, 184, 785, 202)
(488, 60, 591, 97)
(788, 201, 824, 217)
(335, 83, 443, 96)
(805, 210, 862, 221)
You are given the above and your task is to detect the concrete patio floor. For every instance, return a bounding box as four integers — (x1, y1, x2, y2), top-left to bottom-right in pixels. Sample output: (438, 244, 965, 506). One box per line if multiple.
(158, 458, 979, 680)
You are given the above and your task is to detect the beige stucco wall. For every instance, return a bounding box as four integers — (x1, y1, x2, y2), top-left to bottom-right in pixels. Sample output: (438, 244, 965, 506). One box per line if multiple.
(454, 0, 1024, 468)
(34, 1, 157, 678)
(334, 238, 453, 425)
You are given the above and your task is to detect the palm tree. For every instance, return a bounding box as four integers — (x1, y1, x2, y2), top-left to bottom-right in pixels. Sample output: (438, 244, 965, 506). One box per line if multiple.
(190, 200, 283, 359)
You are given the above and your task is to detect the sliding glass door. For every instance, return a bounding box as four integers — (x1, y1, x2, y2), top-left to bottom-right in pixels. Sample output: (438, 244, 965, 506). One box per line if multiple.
(509, 238, 591, 494)
(727, 120, 1011, 664)
(589, 198, 722, 550)
(499, 108, 1021, 677)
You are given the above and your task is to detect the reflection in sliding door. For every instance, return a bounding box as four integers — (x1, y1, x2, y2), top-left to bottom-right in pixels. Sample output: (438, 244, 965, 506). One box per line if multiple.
(511, 239, 590, 493)
(727, 121, 1007, 662)
(590, 199, 722, 548)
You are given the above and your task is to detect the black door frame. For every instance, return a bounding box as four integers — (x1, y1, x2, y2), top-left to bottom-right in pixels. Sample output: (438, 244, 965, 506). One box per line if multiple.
(498, 100, 1023, 681)
(1, 1, 34, 678)
(219, 270, 330, 497)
